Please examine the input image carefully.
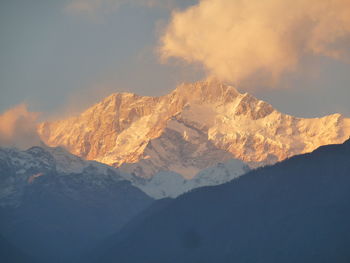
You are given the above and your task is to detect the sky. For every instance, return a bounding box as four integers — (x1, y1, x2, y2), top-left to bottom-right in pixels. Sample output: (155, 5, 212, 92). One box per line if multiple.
(1, 0, 350, 119)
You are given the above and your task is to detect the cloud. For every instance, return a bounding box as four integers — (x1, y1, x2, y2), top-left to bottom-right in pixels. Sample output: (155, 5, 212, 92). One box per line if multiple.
(0, 104, 42, 149)
(65, 0, 179, 16)
(160, 0, 350, 86)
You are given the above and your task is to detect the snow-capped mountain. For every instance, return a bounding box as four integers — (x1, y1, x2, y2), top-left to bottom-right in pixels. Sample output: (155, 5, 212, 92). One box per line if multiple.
(0, 145, 153, 263)
(0, 145, 141, 207)
(124, 159, 249, 199)
(38, 79, 350, 178)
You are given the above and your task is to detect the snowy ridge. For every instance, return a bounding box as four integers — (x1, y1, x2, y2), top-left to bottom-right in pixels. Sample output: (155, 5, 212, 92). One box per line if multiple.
(38, 79, 350, 178)
(0, 144, 250, 201)
(0, 145, 125, 207)
(123, 159, 250, 199)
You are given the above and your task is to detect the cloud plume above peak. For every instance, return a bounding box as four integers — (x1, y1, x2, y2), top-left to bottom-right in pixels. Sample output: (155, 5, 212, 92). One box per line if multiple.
(0, 105, 42, 149)
(160, 0, 350, 86)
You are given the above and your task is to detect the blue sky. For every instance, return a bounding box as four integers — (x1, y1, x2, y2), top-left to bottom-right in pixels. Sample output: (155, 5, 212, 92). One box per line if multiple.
(1, 0, 349, 118)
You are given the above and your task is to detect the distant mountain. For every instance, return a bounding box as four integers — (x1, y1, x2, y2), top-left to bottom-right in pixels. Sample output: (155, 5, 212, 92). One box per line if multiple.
(0, 146, 153, 263)
(38, 80, 350, 179)
(90, 139, 350, 263)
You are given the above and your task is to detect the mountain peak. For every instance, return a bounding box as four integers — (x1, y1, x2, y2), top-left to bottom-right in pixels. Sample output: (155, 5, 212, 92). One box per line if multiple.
(233, 92, 274, 119)
(173, 80, 240, 104)
(90, 92, 155, 113)
(103, 92, 145, 102)
(37, 81, 350, 178)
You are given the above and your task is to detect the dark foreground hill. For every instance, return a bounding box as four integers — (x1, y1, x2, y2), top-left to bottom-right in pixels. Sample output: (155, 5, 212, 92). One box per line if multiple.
(91, 139, 350, 263)
(0, 234, 35, 263)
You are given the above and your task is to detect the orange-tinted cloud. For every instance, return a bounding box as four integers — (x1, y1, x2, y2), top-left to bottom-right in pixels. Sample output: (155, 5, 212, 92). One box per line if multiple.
(160, 0, 350, 86)
(0, 104, 41, 149)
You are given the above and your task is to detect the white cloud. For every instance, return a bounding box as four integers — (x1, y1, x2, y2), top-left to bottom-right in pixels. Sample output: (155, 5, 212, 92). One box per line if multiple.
(160, 0, 350, 86)
(0, 104, 42, 149)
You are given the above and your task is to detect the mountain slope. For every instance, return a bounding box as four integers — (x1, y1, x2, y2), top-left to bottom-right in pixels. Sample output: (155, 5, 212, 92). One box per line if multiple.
(90, 139, 350, 263)
(0, 146, 153, 263)
(38, 80, 350, 178)
(123, 159, 249, 199)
